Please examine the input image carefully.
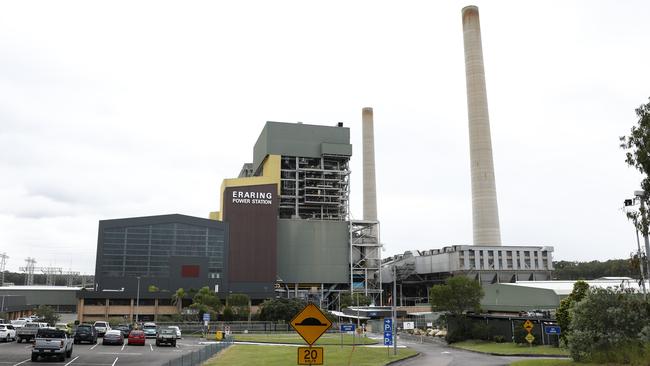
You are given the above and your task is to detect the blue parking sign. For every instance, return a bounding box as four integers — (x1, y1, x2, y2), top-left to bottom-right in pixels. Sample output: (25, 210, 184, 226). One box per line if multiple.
(384, 318, 392, 332)
(384, 331, 393, 345)
(203, 313, 210, 321)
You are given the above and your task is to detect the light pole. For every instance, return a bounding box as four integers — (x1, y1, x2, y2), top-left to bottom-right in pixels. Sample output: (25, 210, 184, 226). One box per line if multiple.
(135, 277, 140, 324)
(392, 265, 397, 355)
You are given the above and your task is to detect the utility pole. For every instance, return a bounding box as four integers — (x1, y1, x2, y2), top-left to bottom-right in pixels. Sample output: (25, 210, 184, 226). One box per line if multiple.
(0, 253, 8, 287)
(135, 276, 141, 324)
(392, 265, 397, 355)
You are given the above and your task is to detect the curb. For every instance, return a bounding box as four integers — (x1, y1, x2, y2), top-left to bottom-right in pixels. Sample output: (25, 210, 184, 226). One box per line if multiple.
(449, 345, 569, 358)
(384, 351, 421, 365)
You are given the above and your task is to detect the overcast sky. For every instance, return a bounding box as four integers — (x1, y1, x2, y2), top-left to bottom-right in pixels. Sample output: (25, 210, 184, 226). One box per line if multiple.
(1, 0, 649, 274)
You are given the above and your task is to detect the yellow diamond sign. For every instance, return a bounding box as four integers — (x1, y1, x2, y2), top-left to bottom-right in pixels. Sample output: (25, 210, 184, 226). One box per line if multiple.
(290, 303, 333, 346)
(523, 320, 534, 332)
(525, 333, 535, 344)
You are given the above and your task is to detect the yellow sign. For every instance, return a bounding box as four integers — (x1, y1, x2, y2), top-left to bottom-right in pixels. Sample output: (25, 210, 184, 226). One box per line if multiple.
(297, 347, 324, 365)
(523, 320, 534, 332)
(290, 303, 333, 346)
(525, 333, 535, 343)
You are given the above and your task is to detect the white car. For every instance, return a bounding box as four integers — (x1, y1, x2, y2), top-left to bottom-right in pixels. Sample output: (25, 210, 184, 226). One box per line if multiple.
(93, 321, 111, 337)
(167, 326, 182, 339)
(11, 319, 28, 328)
(0, 324, 16, 342)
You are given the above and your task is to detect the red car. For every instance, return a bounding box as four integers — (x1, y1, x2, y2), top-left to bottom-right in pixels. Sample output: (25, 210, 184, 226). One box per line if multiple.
(127, 330, 145, 346)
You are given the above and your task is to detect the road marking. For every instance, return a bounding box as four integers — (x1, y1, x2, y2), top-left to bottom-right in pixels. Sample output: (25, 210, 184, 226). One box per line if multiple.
(97, 352, 141, 356)
(149, 344, 153, 351)
(65, 356, 80, 366)
(90, 343, 99, 350)
(120, 343, 125, 351)
(441, 351, 451, 354)
(111, 357, 118, 366)
(12, 359, 30, 366)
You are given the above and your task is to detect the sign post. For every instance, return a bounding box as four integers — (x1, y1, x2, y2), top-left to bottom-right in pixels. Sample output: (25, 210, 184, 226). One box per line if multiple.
(291, 303, 332, 365)
(202, 313, 210, 339)
(340, 324, 355, 349)
(523, 319, 534, 347)
(384, 318, 393, 356)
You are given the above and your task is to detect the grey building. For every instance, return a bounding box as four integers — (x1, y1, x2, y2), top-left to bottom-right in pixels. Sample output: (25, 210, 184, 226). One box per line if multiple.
(0, 286, 79, 314)
(94, 214, 229, 297)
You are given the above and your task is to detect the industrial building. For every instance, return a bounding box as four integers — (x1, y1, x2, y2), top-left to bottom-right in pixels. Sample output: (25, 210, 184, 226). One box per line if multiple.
(0, 286, 79, 319)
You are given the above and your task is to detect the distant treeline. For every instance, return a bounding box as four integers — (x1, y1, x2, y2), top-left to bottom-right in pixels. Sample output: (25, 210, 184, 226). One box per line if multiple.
(552, 258, 643, 280)
(1, 271, 69, 286)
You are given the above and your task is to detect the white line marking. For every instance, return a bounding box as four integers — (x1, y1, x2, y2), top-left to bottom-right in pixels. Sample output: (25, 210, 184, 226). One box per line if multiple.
(120, 343, 125, 351)
(149, 344, 153, 351)
(90, 343, 99, 350)
(12, 359, 30, 366)
(111, 357, 118, 366)
(65, 356, 80, 366)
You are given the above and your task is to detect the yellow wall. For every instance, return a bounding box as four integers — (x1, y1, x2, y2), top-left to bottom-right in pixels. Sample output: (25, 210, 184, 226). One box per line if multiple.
(211, 154, 281, 221)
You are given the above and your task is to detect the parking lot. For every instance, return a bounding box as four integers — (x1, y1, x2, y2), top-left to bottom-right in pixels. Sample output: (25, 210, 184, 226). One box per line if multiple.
(0, 337, 214, 366)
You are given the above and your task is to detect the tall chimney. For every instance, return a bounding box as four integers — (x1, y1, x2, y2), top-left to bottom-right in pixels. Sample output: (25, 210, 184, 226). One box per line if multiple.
(362, 107, 378, 221)
(462, 5, 502, 246)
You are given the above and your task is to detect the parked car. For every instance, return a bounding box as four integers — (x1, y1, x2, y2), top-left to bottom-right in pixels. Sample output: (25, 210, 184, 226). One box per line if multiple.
(127, 330, 146, 346)
(10, 319, 28, 328)
(32, 328, 73, 362)
(93, 321, 110, 337)
(143, 322, 157, 338)
(55, 323, 72, 336)
(155, 328, 176, 347)
(102, 330, 124, 345)
(16, 322, 47, 343)
(73, 324, 97, 344)
(0, 324, 16, 342)
(167, 326, 182, 339)
(114, 324, 132, 337)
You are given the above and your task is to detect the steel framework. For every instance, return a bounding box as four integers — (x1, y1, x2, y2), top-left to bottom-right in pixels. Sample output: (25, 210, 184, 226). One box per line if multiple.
(349, 220, 382, 305)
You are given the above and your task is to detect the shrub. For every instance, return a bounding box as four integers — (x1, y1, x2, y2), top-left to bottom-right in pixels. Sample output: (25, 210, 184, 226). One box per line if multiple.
(470, 323, 490, 341)
(493, 335, 506, 343)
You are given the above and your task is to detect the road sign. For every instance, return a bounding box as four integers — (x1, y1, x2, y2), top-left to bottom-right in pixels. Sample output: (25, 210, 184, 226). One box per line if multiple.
(290, 303, 333, 346)
(383, 331, 393, 346)
(523, 320, 534, 332)
(544, 325, 561, 335)
(525, 333, 535, 344)
(203, 313, 210, 322)
(403, 322, 414, 330)
(340, 324, 355, 332)
(297, 347, 324, 365)
(384, 318, 393, 332)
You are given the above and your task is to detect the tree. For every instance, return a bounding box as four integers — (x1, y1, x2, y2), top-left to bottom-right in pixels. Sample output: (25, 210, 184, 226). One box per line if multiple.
(189, 286, 222, 320)
(148, 285, 159, 293)
(556, 280, 589, 345)
(258, 298, 306, 322)
(34, 305, 59, 326)
(227, 293, 250, 321)
(339, 293, 372, 309)
(171, 288, 186, 313)
(567, 286, 650, 363)
(429, 276, 484, 315)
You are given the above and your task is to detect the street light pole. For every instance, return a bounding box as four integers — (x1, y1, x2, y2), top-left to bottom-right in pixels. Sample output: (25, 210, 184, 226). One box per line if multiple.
(392, 265, 397, 355)
(135, 277, 140, 324)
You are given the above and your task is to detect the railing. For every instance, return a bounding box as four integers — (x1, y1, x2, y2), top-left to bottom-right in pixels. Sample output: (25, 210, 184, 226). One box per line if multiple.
(164, 337, 233, 366)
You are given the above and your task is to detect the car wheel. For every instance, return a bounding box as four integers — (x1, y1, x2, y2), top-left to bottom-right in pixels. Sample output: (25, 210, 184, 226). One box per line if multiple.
(172, 341, 176, 347)
(155, 341, 160, 346)
(4, 335, 8, 342)
(31, 354, 38, 362)
(16, 337, 21, 343)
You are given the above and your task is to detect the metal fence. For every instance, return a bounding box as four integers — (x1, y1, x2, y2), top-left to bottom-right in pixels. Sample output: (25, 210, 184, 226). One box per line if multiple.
(164, 337, 233, 366)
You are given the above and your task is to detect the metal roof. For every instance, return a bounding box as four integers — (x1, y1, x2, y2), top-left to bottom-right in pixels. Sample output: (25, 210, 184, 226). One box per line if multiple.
(502, 279, 650, 296)
(0, 286, 82, 291)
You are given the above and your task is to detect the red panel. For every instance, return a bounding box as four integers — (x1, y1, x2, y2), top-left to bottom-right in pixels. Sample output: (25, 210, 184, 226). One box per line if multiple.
(181, 265, 200, 278)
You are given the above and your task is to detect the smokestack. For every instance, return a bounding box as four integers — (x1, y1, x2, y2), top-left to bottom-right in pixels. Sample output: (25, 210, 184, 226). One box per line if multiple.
(462, 5, 502, 246)
(362, 107, 378, 221)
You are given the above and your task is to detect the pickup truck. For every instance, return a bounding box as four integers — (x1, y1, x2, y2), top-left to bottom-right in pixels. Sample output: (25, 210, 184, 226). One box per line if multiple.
(16, 322, 47, 343)
(32, 328, 73, 362)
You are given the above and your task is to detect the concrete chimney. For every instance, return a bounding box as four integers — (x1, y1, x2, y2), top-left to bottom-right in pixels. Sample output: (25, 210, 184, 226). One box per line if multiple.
(462, 5, 502, 246)
(362, 107, 378, 221)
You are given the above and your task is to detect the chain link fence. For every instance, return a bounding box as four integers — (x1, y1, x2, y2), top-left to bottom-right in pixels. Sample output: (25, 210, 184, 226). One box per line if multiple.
(164, 337, 233, 366)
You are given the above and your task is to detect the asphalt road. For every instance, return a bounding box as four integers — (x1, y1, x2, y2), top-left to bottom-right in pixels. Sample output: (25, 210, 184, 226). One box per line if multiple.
(0, 337, 212, 366)
(395, 337, 524, 366)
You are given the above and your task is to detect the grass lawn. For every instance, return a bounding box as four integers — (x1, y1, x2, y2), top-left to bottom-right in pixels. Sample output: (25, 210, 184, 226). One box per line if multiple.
(205, 344, 417, 366)
(509, 360, 610, 366)
(233, 332, 379, 345)
(452, 340, 570, 356)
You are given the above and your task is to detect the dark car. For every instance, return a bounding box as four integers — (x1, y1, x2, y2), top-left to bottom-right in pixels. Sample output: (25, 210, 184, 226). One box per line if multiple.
(155, 328, 176, 347)
(73, 324, 97, 344)
(114, 324, 132, 337)
(102, 330, 124, 345)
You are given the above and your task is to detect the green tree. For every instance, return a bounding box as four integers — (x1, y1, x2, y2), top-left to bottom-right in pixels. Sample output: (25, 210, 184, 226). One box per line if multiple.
(148, 285, 159, 293)
(258, 298, 306, 322)
(34, 305, 60, 326)
(222, 306, 235, 321)
(189, 286, 222, 320)
(429, 276, 484, 315)
(556, 280, 589, 344)
(171, 288, 186, 313)
(227, 293, 251, 321)
(339, 293, 372, 309)
(567, 286, 650, 363)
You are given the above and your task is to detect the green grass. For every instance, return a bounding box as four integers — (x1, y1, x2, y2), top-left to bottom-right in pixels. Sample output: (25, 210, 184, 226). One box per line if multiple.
(509, 360, 610, 366)
(205, 344, 417, 366)
(452, 340, 570, 356)
(233, 332, 378, 345)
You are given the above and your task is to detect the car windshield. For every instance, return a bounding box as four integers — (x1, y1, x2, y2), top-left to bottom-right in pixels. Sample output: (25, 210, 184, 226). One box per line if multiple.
(95, 322, 107, 327)
(11, 320, 26, 325)
(25, 323, 39, 328)
(160, 329, 174, 334)
(77, 325, 92, 332)
(144, 325, 156, 329)
(0, 325, 5, 330)
(37, 329, 65, 338)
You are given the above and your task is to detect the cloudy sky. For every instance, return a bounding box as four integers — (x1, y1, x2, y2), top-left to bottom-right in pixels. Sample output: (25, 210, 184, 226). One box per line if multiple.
(1, 0, 649, 274)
